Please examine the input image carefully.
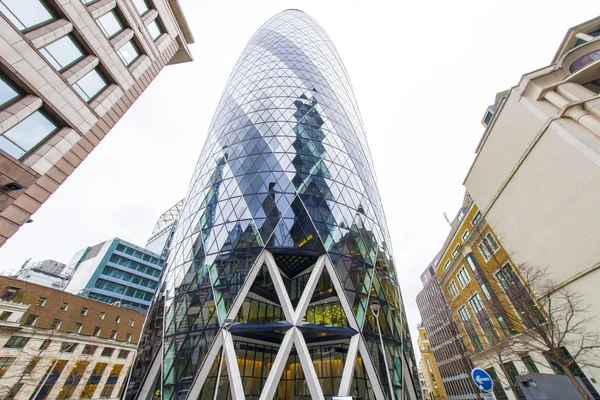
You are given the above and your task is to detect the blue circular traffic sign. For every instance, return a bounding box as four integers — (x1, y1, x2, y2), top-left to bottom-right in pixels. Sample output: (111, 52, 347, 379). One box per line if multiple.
(471, 368, 493, 392)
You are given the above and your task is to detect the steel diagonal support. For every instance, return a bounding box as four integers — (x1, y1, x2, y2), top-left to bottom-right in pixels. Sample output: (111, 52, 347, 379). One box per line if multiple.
(358, 335, 387, 400)
(293, 254, 326, 324)
(337, 334, 360, 396)
(185, 331, 224, 400)
(135, 343, 163, 400)
(225, 250, 267, 321)
(223, 329, 245, 400)
(263, 250, 295, 322)
(323, 255, 360, 330)
(293, 328, 325, 400)
(258, 328, 295, 400)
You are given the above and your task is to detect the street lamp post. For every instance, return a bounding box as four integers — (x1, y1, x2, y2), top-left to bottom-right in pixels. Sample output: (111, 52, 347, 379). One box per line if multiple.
(370, 302, 395, 399)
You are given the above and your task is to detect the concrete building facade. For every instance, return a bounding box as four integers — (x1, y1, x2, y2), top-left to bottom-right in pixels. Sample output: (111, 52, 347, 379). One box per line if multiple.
(65, 237, 163, 311)
(0, 0, 193, 246)
(417, 324, 447, 400)
(10, 258, 70, 289)
(0, 276, 145, 399)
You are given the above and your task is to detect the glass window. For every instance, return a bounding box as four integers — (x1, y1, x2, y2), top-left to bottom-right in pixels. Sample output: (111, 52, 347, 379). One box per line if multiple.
(93, 327, 101, 336)
(132, 0, 149, 15)
(101, 347, 115, 357)
(115, 316, 120, 323)
(0, 75, 19, 107)
(4, 336, 30, 348)
(462, 230, 469, 241)
(98, 311, 105, 320)
(0, 357, 15, 377)
(126, 333, 131, 342)
(118, 40, 140, 66)
(0, 0, 53, 31)
(23, 314, 38, 326)
(0, 311, 12, 320)
(73, 69, 107, 102)
(129, 319, 134, 327)
(60, 302, 69, 311)
(448, 281, 459, 299)
(478, 242, 491, 260)
(502, 361, 519, 384)
(36, 297, 47, 306)
(81, 307, 88, 316)
(117, 349, 129, 359)
(443, 260, 450, 271)
(82, 345, 97, 355)
(452, 245, 460, 258)
(147, 19, 163, 40)
(469, 293, 484, 313)
(456, 267, 470, 288)
(73, 323, 83, 333)
(485, 233, 499, 251)
(458, 306, 470, 321)
(97, 10, 123, 38)
(51, 319, 62, 330)
(472, 211, 482, 226)
(0, 111, 58, 159)
(39, 339, 51, 350)
(39, 35, 84, 72)
(522, 355, 539, 373)
(61, 342, 77, 352)
(109, 330, 117, 339)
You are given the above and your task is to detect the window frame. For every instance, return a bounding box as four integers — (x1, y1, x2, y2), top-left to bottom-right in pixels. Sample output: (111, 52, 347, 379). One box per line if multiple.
(456, 267, 471, 288)
(96, 8, 126, 39)
(117, 39, 142, 66)
(0, 109, 61, 160)
(72, 67, 109, 103)
(38, 34, 86, 72)
(448, 281, 459, 300)
(471, 211, 482, 226)
(146, 17, 164, 41)
(0, 0, 56, 33)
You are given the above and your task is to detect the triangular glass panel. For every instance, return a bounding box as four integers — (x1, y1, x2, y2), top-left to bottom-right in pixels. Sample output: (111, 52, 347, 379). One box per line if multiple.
(276, 345, 310, 398)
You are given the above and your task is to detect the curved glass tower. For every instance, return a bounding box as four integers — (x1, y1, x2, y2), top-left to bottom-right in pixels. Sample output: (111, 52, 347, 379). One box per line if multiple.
(127, 10, 419, 400)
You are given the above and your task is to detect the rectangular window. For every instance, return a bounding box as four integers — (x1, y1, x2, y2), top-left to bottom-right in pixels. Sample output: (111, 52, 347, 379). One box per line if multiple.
(0, 0, 54, 31)
(110, 330, 117, 340)
(39, 339, 51, 350)
(458, 306, 470, 321)
(39, 35, 84, 72)
(522, 355, 539, 373)
(0, 311, 12, 320)
(126, 333, 132, 343)
(60, 302, 69, 311)
(456, 267, 470, 288)
(452, 245, 460, 258)
(472, 211, 482, 226)
(118, 40, 141, 66)
(4, 336, 30, 348)
(115, 316, 120, 323)
(466, 253, 479, 272)
(23, 357, 40, 374)
(132, 0, 149, 15)
(480, 283, 492, 301)
(60, 342, 77, 353)
(469, 293, 485, 314)
(73, 69, 107, 102)
(93, 327, 101, 337)
(0, 110, 58, 159)
(1, 287, 20, 301)
(147, 19, 164, 41)
(129, 320, 134, 327)
(497, 315, 512, 336)
(448, 281, 459, 299)
(36, 297, 47, 306)
(485, 233, 499, 251)
(0, 357, 15, 378)
(98, 312, 106, 320)
(101, 347, 115, 357)
(51, 319, 62, 330)
(478, 242, 491, 260)
(81, 307, 88, 316)
(443, 260, 451, 271)
(117, 349, 129, 359)
(462, 230, 470, 241)
(97, 10, 124, 38)
(82, 345, 98, 355)
(73, 323, 83, 334)
(502, 361, 519, 384)
(496, 263, 519, 290)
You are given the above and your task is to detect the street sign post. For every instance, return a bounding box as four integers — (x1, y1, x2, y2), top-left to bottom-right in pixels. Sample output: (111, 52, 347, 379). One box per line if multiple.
(471, 367, 494, 392)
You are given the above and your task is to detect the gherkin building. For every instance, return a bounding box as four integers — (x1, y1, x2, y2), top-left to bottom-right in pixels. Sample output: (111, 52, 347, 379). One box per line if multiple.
(126, 9, 420, 400)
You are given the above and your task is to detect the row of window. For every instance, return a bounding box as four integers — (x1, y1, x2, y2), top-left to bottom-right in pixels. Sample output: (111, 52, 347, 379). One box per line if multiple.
(3, 336, 130, 357)
(0, 0, 167, 160)
(31, 295, 135, 323)
(22, 314, 133, 341)
(109, 253, 162, 277)
(116, 243, 161, 265)
(102, 265, 159, 290)
(94, 278, 154, 302)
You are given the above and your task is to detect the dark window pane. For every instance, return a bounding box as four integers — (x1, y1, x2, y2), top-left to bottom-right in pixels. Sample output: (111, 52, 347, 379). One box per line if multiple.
(73, 69, 107, 102)
(40, 35, 84, 71)
(0, 0, 53, 31)
(97, 10, 123, 38)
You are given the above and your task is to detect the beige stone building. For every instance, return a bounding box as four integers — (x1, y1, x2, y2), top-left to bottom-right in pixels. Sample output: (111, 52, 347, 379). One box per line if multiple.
(0, 276, 145, 399)
(464, 15, 600, 391)
(0, 0, 193, 246)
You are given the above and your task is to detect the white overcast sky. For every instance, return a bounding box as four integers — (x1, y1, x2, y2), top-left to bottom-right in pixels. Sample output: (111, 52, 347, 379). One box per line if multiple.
(1, 0, 599, 350)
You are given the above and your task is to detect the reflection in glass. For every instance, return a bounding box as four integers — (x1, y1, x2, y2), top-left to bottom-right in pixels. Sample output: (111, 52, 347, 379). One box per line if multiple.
(132, 0, 149, 15)
(0, 111, 57, 159)
(40, 35, 84, 71)
(147, 19, 163, 41)
(118, 41, 140, 66)
(73, 69, 107, 102)
(0, 76, 19, 107)
(0, 0, 53, 31)
(97, 10, 123, 38)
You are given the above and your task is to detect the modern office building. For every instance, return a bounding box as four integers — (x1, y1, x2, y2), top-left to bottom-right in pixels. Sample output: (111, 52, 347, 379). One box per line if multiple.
(127, 9, 419, 400)
(416, 254, 479, 400)
(0, 0, 193, 247)
(10, 258, 70, 289)
(145, 198, 184, 260)
(460, 14, 600, 394)
(65, 237, 163, 312)
(0, 276, 145, 399)
(417, 324, 446, 400)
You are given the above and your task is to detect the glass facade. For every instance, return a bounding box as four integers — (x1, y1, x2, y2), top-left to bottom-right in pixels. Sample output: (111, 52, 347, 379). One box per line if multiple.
(127, 10, 418, 400)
